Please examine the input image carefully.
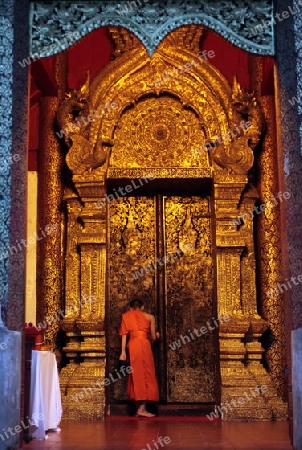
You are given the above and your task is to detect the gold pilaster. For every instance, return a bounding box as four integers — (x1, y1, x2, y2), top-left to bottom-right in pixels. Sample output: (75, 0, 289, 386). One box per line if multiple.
(36, 53, 67, 342)
(258, 96, 287, 399)
(249, 55, 287, 402)
(36, 104, 64, 341)
(214, 170, 287, 419)
(59, 173, 107, 420)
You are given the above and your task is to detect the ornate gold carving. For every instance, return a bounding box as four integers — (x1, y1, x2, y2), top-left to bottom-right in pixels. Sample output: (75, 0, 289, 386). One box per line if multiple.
(111, 96, 209, 169)
(60, 360, 106, 420)
(60, 173, 108, 420)
(63, 189, 82, 323)
(56, 73, 108, 175)
(108, 167, 212, 179)
(55, 25, 286, 421)
(240, 186, 260, 318)
(257, 96, 287, 401)
(88, 27, 235, 161)
(108, 26, 143, 58)
(246, 55, 287, 410)
(214, 128, 286, 419)
(217, 248, 244, 317)
(159, 25, 207, 53)
(231, 76, 264, 148)
(56, 72, 90, 145)
(65, 135, 107, 175)
(211, 77, 263, 174)
(212, 135, 254, 174)
(78, 244, 106, 322)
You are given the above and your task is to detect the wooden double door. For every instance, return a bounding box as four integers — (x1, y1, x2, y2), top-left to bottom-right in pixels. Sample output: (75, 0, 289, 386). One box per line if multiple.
(108, 193, 218, 406)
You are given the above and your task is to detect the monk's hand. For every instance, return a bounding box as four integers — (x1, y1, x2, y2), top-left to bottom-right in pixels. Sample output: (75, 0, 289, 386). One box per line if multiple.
(119, 352, 127, 361)
(155, 332, 160, 339)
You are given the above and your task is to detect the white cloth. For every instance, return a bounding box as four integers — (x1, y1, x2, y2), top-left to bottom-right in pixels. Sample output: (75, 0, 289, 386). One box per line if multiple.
(29, 350, 62, 439)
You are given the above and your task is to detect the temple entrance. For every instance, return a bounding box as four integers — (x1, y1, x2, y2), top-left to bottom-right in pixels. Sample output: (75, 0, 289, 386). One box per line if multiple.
(108, 190, 218, 411)
(58, 26, 287, 421)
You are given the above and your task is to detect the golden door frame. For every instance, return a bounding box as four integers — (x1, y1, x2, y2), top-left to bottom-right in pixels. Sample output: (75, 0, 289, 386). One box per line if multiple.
(57, 25, 287, 420)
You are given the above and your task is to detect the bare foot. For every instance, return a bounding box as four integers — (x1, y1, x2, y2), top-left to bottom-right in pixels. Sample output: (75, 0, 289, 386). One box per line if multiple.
(137, 406, 156, 418)
(137, 411, 156, 417)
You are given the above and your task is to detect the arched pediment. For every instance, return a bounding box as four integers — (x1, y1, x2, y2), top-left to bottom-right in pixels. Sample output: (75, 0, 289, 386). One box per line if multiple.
(58, 26, 263, 179)
(89, 28, 231, 150)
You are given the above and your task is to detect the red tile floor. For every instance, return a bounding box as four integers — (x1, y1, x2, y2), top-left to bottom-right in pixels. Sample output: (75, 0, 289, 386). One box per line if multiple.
(20, 418, 293, 450)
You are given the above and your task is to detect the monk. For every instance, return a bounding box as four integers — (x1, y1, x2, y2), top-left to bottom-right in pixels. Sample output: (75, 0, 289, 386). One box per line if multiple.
(119, 299, 159, 417)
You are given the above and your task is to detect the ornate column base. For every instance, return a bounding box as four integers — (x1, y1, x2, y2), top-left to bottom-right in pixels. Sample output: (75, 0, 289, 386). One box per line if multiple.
(219, 319, 288, 420)
(59, 319, 106, 420)
(60, 360, 106, 420)
(220, 364, 287, 420)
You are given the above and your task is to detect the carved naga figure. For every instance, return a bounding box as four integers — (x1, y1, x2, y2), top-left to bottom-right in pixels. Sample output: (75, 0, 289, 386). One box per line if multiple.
(56, 72, 107, 175)
(211, 76, 264, 174)
(56, 72, 90, 145)
(231, 75, 264, 149)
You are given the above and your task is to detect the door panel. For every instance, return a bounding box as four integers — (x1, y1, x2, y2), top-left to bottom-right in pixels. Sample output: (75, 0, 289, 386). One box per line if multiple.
(108, 194, 217, 404)
(108, 196, 157, 401)
(164, 196, 216, 402)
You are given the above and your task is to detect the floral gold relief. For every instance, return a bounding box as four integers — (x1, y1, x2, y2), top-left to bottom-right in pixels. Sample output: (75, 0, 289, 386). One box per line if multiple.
(110, 96, 209, 169)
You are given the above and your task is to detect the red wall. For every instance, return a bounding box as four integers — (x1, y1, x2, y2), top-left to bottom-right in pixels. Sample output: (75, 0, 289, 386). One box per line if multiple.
(68, 27, 115, 89)
(202, 31, 251, 90)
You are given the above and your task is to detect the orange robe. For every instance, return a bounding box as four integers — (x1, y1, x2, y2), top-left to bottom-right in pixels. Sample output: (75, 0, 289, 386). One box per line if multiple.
(119, 310, 159, 401)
